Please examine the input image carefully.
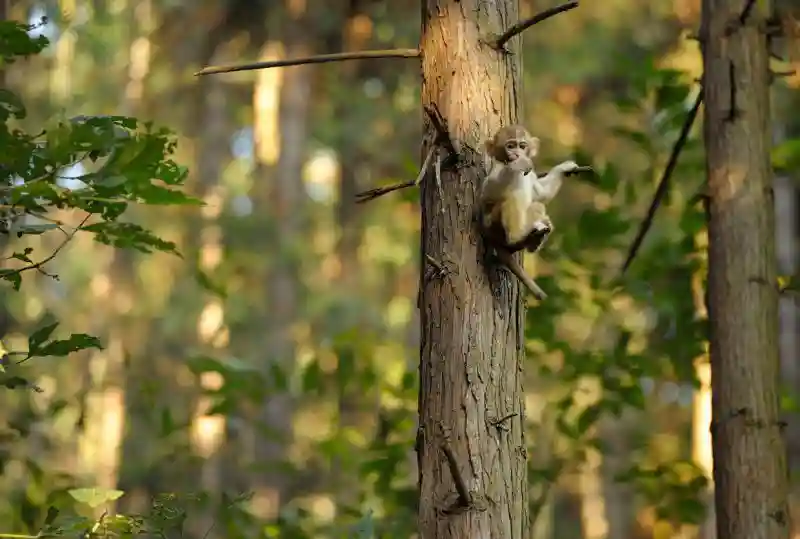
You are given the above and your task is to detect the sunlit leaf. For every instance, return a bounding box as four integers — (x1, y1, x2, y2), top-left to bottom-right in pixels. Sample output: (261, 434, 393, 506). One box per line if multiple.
(67, 487, 125, 508)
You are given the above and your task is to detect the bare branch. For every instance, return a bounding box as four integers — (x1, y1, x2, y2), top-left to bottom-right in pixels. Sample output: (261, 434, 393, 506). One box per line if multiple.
(621, 88, 704, 275)
(4, 213, 92, 280)
(195, 48, 421, 76)
(438, 424, 472, 508)
(355, 143, 437, 204)
(494, 1, 579, 50)
(424, 105, 460, 155)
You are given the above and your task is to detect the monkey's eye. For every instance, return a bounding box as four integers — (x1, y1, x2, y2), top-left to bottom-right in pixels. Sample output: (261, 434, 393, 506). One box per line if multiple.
(519, 142, 528, 149)
(505, 142, 517, 150)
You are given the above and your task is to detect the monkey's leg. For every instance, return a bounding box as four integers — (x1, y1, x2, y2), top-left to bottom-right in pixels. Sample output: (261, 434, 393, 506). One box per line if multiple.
(500, 196, 529, 245)
(496, 250, 547, 301)
(524, 204, 553, 253)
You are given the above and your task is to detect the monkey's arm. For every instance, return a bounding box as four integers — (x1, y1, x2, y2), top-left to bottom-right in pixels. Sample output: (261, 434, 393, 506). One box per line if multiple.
(530, 171, 564, 203)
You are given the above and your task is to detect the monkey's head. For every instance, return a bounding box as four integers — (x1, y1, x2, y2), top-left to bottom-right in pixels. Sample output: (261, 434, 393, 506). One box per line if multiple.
(485, 125, 539, 164)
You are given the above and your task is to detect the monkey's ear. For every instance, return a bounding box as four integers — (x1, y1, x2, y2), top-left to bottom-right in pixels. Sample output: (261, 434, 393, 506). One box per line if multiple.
(484, 139, 495, 154)
(528, 137, 541, 157)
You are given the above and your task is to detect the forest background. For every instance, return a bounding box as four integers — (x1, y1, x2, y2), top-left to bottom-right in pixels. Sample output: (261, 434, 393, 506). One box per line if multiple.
(1, 0, 799, 538)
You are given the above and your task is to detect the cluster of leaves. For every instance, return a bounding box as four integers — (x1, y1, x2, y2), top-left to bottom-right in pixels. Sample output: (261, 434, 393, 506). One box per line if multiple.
(0, 19, 200, 389)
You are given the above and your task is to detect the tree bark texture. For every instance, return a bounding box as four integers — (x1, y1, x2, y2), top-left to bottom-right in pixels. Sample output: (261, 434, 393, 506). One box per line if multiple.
(417, 1, 527, 538)
(700, 1, 790, 538)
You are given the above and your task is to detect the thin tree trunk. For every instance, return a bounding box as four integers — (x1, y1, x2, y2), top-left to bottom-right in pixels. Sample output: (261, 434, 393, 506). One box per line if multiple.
(332, 0, 375, 510)
(417, 1, 528, 537)
(78, 0, 154, 516)
(188, 71, 231, 537)
(575, 378, 609, 539)
(691, 233, 715, 539)
(251, 0, 313, 512)
(700, 0, 790, 537)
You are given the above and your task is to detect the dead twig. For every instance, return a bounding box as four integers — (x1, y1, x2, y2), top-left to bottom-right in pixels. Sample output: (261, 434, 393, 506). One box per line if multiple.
(725, 0, 757, 35)
(438, 424, 472, 508)
(195, 48, 420, 76)
(424, 104, 460, 155)
(621, 88, 704, 275)
(355, 142, 437, 204)
(494, 1, 579, 50)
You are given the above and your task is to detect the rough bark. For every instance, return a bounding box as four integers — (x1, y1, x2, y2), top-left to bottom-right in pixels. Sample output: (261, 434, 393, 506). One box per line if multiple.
(417, 1, 528, 538)
(700, 1, 790, 538)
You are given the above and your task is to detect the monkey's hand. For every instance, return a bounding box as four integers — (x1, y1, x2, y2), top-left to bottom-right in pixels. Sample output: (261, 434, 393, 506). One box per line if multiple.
(509, 154, 534, 174)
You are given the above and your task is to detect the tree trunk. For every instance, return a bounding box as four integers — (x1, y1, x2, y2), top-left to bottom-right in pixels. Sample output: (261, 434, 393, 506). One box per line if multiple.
(700, 1, 790, 538)
(252, 1, 313, 513)
(417, 1, 528, 538)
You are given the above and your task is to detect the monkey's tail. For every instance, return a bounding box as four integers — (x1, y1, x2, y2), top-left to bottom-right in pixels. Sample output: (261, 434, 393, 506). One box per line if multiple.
(496, 250, 547, 301)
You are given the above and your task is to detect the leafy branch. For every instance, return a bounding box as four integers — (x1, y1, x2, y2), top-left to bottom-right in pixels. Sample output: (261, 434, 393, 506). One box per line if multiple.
(0, 18, 198, 390)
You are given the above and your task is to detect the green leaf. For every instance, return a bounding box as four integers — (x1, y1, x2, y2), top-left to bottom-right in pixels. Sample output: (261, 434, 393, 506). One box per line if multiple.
(33, 333, 103, 357)
(67, 487, 125, 508)
(133, 184, 202, 206)
(82, 221, 181, 256)
(195, 268, 227, 298)
(0, 375, 32, 390)
(0, 88, 26, 120)
(779, 274, 798, 293)
(28, 321, 59, 352)
(43, 505, 60, 526)
(0, 268, 22, 290)
(10, 247, 34, 263)
(576, 403, 603, 435)
(302, 359, 323, 393)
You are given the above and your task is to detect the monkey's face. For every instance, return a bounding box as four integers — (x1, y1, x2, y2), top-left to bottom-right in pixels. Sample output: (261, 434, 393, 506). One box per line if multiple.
(503, 137, 532, 162)
(487, 125, 539, 163)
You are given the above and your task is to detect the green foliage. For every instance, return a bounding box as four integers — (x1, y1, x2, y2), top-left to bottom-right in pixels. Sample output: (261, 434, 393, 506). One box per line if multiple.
(525, 61, 711, 530)
(618, 461, 709, 524)
(0, 19, 198, 388)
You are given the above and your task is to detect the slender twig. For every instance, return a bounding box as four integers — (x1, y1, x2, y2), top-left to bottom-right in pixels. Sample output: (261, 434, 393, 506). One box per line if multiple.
(494, 1, 579, 49)
(620, 88, 704, 275)
(725, 0, 757, 35)
(424, 105, 459, 155)
(356, 166, 554, 204)
(195, 49, 421, 76)
(3, 213, 91, 278)
(355, 143, 437, 204)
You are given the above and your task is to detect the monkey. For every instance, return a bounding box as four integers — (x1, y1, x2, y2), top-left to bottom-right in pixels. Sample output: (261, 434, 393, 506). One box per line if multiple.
(478, 125, 592, 300)
(480, 125, 541, 247)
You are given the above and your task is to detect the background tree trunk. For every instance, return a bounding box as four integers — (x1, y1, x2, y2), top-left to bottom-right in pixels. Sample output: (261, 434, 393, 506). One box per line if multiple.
(700, 0, 790, 538)
(417, 1, 528, 537)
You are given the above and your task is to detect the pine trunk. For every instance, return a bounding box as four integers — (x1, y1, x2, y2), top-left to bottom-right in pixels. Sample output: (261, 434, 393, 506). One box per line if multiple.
(700, 0, 790, 537)
(417, 0, 528, 537)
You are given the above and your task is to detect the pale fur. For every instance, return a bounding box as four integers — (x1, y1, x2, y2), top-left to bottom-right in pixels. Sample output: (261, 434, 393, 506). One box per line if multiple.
(482, 159, 581, 245)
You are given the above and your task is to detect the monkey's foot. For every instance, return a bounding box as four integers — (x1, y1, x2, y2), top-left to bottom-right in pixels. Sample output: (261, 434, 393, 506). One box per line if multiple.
(532, 219, 552, 234)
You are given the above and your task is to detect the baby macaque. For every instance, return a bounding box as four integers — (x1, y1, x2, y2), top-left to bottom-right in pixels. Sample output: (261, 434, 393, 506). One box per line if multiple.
(478, 124, 592, 300)
(480, 125, 541, 246)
